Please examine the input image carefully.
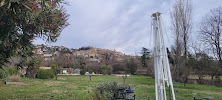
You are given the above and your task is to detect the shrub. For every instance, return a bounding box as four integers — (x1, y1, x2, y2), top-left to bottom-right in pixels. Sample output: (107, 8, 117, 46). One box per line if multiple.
(214, 75, 221, 86)
(101, 65, 112, 75)
(93, 81, 127, 100)
(0, 69, 7, 79)
(8, 75, 21, 82)
(36, 69, 54, 79)
(51, 64, 62, 80)
(88, 69, 93, 74)
(6, 67, 19, 75)
(80, 69, 86, 75)
(80, 64, 86, 75)
(1, 67, 20, 82)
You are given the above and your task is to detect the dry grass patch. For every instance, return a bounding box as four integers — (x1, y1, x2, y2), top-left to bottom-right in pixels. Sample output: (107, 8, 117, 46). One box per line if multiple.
(8, 75, 21, 82)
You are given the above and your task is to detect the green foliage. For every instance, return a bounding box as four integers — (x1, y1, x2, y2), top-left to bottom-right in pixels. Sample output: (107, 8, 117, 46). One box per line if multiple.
(188, 53, 221, 82)
(6, 67, 19, 75)
(126, 58, 138, 75)
(27, 58, 40, 72)
(25, 57, 41, 78)
(0, 68, 7, 79)
(101, 65, 112, 75)
(80, 64, 87, 75)
(94, 81, 126, 100)
(0, 0, 68, 67)
(140, 47, 151, 67)
(51, 64, 62, 74)
(88, 69, 93, 74)
(0, 67, 20, 82)
(27, 58, 41, 70)
(214, 76, 221, 86)
(36, 69, 54, 79)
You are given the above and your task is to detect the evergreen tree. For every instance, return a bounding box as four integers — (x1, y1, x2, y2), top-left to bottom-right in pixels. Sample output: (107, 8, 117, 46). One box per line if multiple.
(140, 47, 150, 67)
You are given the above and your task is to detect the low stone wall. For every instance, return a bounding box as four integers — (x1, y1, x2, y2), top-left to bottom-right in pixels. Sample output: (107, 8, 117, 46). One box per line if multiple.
(5, 82, 24, 85)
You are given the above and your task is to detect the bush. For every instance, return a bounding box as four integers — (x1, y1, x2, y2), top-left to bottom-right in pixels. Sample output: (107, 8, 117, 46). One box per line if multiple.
(214, 75, 221, 86)
(93, 81, 127, 100)
(88, 69, 93, 74)
(101, 65, 112, 75)
(80, 64, 86, 75)
(1, 67, 20, 82)
(0, 69, 7, 79)
(6, 67, 19, 75)
(80, 69, 86, 75)
(8, 75, 21, 82)
(36, 69, 54, 79)
(51, 64, 62, 73)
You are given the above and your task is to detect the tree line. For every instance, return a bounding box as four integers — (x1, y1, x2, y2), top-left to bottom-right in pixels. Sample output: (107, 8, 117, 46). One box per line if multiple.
(169, 0, 222, 86)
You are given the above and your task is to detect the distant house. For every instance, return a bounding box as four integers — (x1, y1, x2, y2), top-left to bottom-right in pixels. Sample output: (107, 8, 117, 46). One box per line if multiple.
(62, 70, 67, 74)
(33, 48, 43, 54)
(43, 54, 53, 58)
(74, 68, 80, 74)
(61, 68, 74, 74)
(39, 67, 51, 70)
(89, 58, 100, 62)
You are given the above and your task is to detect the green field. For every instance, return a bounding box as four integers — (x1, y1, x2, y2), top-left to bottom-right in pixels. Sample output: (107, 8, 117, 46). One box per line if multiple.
(0, 75, 222, 100)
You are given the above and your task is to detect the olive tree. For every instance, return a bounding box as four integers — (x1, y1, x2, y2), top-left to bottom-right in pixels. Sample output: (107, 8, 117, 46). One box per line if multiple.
(0, 0, 68, 68)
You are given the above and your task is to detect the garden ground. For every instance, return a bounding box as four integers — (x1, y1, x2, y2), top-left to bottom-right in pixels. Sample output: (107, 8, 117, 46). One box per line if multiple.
(0, 75, 222, 100)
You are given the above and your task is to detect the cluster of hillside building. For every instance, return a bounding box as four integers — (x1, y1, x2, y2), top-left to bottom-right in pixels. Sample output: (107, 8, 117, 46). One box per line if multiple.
(32, 44, 128, 62)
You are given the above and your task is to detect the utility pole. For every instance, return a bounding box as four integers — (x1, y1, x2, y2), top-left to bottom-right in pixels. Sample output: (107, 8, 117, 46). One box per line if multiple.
(152, 12, 176, 100)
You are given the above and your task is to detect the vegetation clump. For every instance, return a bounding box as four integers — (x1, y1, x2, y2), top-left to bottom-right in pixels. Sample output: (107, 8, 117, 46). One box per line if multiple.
(80, 64, 87, 75)
(93, 81, 127, 100)
(101, 65, 112, 75)
(36, 69, 54, 79)
(0, 69, 7, 79)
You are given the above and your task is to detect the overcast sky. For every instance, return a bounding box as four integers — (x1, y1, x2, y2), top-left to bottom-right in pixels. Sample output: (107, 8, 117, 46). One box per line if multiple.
(34, 0, 222, 55)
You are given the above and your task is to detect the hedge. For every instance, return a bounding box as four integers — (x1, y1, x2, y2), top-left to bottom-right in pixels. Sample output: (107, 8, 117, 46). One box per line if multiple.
(36, 69, 54, 79)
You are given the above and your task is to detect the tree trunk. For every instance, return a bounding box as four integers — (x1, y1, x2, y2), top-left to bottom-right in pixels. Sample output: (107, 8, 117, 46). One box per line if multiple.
(211, 75, 214, 81)
(198, 75, 203, 84)
(122, 75, 127, 86)
(56, 74, 58, 80)
(219, 60, 222, 70)
(183, 76, 188, 87)
(211, 75, 214, 85)
(55, 70, 59, 80)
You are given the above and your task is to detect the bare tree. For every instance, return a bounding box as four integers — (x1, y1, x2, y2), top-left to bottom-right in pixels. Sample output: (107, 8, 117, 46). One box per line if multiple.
(199, 6, 222, 70)
(102, 53, 112, 66)
(171, 43, 184, 80)
(171, 0, 192, 86)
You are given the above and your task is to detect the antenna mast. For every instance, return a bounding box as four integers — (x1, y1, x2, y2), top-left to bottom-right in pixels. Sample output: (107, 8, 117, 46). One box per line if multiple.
(152, 12, 176, 100)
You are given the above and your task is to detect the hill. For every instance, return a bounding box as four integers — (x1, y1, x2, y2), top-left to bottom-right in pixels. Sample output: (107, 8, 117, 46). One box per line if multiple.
(33, 44, 131, 63)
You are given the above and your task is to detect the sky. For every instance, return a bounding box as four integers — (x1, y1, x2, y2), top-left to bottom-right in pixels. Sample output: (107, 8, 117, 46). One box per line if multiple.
(34, 0, 222, 55)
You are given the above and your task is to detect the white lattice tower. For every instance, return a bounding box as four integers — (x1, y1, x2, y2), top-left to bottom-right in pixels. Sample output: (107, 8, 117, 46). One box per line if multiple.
(152, 12, 176, 100)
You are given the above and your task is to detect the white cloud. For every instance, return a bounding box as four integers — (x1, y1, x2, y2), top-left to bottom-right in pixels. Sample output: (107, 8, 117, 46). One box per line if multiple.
(34, 0, 222, 55)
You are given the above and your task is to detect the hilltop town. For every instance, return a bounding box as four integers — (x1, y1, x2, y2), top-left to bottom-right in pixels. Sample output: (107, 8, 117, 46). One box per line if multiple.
(31, 44, 139, 75)
(33, 44, 129, 63)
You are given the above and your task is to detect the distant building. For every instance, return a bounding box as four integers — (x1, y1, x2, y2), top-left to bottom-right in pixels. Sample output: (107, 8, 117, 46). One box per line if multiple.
(43, 54, 53, 58)
(74, 68, 80, 74)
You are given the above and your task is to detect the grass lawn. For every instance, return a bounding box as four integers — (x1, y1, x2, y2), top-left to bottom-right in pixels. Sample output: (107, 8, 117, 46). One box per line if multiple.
(189, 75, 222, 80)
(0, 75, 222, 100)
